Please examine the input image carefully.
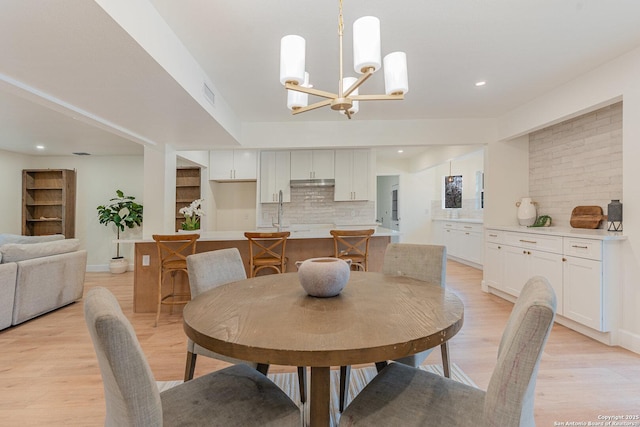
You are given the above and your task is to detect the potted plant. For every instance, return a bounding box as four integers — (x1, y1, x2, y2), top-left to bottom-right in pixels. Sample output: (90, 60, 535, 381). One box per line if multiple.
(179, 198, 204, 231)
(97, 190, 143, 274)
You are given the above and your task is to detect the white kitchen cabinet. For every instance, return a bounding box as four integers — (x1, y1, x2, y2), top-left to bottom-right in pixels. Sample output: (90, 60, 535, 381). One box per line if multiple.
(334, 149, 370, 201)
(483, 227, 623, 336)
(209, 150, 257, 181)
(439, 221, 483, 266)
(563, 255, 603, 330)
(260, 151, 291, 203)
(503, 245, 564, 310)
(483, 242, 504, 290)
(290, 150, 335, 180)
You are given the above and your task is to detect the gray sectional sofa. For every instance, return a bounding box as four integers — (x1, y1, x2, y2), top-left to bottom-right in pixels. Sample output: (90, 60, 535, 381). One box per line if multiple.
(0, 234, 87, 329)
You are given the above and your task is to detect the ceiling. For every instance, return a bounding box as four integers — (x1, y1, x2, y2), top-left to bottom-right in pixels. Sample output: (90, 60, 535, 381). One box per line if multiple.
(1, 0, 639, 157)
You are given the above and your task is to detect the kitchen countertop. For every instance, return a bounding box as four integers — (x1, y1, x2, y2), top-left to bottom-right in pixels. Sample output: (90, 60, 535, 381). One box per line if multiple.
(432, 218, 484, 223)
(122, 225, 399, 243)
(485, 225, 627, 241)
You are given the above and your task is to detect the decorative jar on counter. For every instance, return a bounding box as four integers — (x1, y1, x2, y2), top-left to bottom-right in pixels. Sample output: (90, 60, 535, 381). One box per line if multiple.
(516, 197, 537, 226)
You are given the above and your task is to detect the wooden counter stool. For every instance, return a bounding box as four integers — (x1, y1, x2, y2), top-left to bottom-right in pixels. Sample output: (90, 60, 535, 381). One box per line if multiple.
(152, 233, 198, 327)
(330, 228, 375, 271)
(244, 231, 290, 277)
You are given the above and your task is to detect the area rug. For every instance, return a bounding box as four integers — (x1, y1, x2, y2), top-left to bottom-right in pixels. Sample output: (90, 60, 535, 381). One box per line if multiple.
(157, 363, 475, 426)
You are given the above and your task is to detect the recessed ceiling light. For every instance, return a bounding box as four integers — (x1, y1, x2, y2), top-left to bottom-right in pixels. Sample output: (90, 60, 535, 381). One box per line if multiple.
(36, 145, 45, 150)
(397, 149, 404, 153)
(475, 81, 486, 87)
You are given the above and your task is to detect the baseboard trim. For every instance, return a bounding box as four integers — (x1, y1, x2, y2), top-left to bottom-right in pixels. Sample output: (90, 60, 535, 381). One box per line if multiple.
(618, 329, 640, 354)
(446, 255, 483, 270)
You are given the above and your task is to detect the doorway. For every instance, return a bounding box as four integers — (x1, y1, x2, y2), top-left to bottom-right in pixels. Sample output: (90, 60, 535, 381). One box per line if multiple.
(376, 175, 400, 233)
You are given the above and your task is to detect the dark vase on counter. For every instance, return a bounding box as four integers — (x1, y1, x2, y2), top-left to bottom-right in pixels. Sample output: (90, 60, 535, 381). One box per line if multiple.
(607, 199, 623, 232)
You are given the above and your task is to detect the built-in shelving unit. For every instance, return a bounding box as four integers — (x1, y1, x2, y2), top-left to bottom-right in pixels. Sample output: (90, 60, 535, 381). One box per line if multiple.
(22, 169, 76, 237)
(175, 167, 201, 232)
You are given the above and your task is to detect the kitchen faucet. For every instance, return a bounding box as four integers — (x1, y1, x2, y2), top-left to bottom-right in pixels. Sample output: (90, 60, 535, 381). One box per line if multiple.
(273, 189, 284, 231)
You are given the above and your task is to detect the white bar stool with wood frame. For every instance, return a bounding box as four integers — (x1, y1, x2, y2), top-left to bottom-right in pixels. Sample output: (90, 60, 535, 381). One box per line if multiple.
(152, 233, 198, 327)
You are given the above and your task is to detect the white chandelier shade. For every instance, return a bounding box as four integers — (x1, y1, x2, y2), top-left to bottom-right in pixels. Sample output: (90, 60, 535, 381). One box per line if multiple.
(383, 51, 409, 95)
(353, 16, 381, 73)
(287, 72, 311, 110)
(280, 35, 306, 85)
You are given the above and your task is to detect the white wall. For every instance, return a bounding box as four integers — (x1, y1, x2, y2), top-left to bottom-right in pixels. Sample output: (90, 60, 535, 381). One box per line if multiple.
(377, 148, 484, 244)
(0, 150, 29, 233)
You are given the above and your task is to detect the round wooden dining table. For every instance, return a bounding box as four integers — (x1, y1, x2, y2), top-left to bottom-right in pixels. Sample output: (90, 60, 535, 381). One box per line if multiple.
(183, 271, 464, 427)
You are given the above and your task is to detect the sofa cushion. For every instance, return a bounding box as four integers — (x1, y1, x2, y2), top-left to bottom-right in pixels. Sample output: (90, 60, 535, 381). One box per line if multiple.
(0, 239, 80, 263)
(0, 234, 65, 246)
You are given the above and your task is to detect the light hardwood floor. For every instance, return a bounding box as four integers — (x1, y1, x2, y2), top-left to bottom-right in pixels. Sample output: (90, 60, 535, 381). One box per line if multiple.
(0, 261, 638, 426)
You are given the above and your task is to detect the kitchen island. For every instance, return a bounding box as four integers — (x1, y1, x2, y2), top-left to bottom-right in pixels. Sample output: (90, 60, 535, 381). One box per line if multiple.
(132, 226, 399, 313)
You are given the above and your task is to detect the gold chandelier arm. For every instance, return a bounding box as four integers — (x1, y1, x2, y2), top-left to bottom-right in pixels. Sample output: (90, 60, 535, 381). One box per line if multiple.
(291, 99, 332, 115)
(351, 94, 405, 101)
(285, 83, 338, 99)
(343, 68, 374, 97)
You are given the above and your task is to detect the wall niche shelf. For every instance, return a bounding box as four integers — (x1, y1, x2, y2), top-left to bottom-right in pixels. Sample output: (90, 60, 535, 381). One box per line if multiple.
(22, 169, 76, 237)
(175, 167, 201, 232)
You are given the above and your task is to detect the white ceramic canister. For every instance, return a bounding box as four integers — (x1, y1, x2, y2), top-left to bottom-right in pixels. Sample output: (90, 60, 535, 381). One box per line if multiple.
(295, 257, 352, 297)
(516, 197, 537, 226)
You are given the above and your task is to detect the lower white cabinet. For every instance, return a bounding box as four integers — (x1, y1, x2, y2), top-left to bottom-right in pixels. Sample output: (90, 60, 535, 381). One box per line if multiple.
(483, 227, 622, 333)
(440, 221, 483, 266)
(501, 244, 564, 313)
(563, 252, 603, 331)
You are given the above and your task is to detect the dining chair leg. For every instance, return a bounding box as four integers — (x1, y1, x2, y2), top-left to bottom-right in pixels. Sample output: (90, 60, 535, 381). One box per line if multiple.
(256, 363, 270, 375)
(339, 365, 351, 412)
(184, 351, 197, 382)
(441, 341, 451, 378)
(154, 273, 163, 327)
(375, 361, 388, 373)
(297, 366, 307, 404)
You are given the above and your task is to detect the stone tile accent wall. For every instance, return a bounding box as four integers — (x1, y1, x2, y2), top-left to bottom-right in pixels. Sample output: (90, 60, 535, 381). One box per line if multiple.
(528, 102, 622, 228)
(260, 186, 375, 227)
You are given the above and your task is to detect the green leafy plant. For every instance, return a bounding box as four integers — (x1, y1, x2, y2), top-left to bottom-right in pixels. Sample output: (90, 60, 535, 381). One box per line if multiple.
(97, 190, 143, 258)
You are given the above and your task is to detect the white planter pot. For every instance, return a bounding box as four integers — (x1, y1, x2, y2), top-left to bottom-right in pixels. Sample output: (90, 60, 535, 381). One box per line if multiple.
(516, 197, 537, 226)
(109, 258, 128, 274)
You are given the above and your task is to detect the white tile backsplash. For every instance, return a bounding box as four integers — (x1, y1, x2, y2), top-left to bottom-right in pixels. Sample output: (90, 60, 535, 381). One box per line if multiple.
(528, 101, 622, 228)
(260, 186, 375, 227)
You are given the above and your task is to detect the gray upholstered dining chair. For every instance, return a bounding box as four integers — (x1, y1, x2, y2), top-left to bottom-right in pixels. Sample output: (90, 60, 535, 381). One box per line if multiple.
(185, 248, 307, 403)
(184, 248, 256, 381)
(84, 286, 300, 427)
(339, 243, 447, 411)
(339, 276, 557, 427)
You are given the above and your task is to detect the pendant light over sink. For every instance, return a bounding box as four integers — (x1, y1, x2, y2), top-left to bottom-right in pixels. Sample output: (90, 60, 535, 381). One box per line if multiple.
(279, 0, 408, 119)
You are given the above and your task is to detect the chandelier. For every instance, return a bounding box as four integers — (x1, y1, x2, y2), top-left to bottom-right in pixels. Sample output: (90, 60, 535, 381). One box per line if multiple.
(279, 0, 408, 119)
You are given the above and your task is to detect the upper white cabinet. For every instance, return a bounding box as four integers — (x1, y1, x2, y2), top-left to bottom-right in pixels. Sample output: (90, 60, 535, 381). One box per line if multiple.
(290, 150, 335, 180)
(260, 151, 291, 203)
(209, 150, 257, 181)
(334, 149, 370, 201)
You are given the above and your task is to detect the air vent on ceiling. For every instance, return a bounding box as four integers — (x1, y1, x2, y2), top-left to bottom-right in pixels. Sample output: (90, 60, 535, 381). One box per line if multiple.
(72, 152, 91, 156)
(203, 83, 215, 106)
